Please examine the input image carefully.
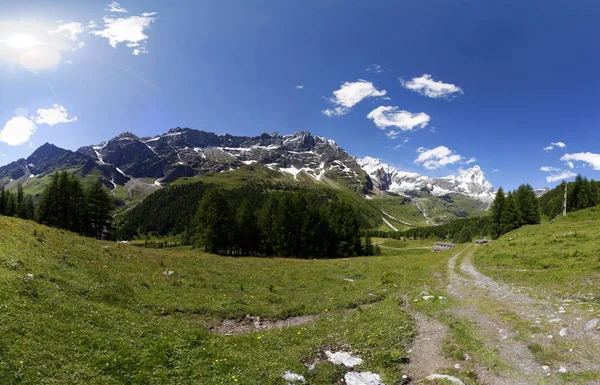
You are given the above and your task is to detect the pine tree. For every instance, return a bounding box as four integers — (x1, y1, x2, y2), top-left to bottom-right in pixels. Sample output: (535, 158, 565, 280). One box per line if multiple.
(16, 184, 24, 218)
(576, 176, 592, 210)
(500, 192, 521, 234)
(0, 186, 6, 215)
(194, 188, 231, 254)
(85, 181, 113, 239)
(515, 184, 540, 225)
(22, 195, 35, 220)
(236, 199, 259, 256)
(5, 192, 16, 217)
(490, 187, 505, 238)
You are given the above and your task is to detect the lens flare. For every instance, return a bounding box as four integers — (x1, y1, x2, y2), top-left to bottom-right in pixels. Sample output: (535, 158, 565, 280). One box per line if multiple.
(6, 34, 39, 49)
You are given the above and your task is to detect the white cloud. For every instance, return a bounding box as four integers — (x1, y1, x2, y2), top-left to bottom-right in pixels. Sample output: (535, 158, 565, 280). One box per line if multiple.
(386, 130, 400, 139)
(414, 146, 463, 170)
(567, 161, 574, 169)
(107, 2, 128, 13)
(49, 21, 85, 42)
(393, 143, 403, 150)
(540, 166, 560, 172)
(399, 74, 463, 99)
(403, 138, 410, 143)
(0, 117, 36, 146)
(366, 64, 386, 74)
(560, 152, 600, 170)
(92, 13, 157, 55)
(322, 80, 386, 116)
(544, 141, 567, 152)
(32, 104, 77, 126)
(492, 169, 500, 172)
(367, 106, 430, 131)
(546, 170, 577, 183)
(465, 157, 476, 164)
(295, 84, 304, 89)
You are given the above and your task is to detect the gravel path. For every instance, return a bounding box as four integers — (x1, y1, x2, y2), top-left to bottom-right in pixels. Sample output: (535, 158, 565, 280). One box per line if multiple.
(404, 310, 453, 382)
(445, 246, 600, 383)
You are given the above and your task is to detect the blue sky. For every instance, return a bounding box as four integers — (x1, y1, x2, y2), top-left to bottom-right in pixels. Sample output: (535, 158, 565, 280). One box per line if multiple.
(1, 0, 600, 190)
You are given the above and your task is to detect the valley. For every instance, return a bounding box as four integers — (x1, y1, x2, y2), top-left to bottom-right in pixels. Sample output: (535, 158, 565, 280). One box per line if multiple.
(2, 206, 600, 384)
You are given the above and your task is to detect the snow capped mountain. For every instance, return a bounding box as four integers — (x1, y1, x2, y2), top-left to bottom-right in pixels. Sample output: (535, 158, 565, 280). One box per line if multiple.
(77, 128, 370, 190)
(358, 157, 495, 203)
(533, 187, 549, 197)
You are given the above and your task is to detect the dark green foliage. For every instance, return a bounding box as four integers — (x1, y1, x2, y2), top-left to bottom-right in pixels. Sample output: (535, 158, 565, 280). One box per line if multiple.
(190, 185, 371, 258)
(118, 181, 212, 238)
(515, 184, 541, 225)
(85, 181, 114, 239)
(500, 192, 521, 235)
(367, 215, 493, 243)
(490, 188, 505, 238)
(0, 184, 34, 220)
(36, 172, 113, 238)
(538, 174, 600, 218)
(369, 183, 545, 242)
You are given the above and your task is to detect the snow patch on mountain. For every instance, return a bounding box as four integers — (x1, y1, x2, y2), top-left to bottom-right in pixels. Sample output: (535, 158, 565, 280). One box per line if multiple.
(358, 157, 494, 203)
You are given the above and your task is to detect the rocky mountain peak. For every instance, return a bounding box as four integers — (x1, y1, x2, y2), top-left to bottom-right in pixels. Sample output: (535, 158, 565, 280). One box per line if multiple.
(358, 157, 495, 203)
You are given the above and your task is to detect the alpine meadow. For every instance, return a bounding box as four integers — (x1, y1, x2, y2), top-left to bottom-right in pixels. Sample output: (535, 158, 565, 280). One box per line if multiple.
(3, 1, 600, 384)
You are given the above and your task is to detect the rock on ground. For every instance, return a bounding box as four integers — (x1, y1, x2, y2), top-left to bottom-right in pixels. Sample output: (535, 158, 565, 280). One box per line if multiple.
(344, 371, 384, 385)
(324, 351, 363, 367)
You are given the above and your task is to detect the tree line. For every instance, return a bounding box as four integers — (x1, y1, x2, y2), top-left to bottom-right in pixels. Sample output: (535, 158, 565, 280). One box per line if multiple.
(0, 185, 35, 219)
(368, 184, 541, 243)
(0, 172, 114, 239)
(367, 215, 493, 244)
(188, 185, 375, 258)
(538, 174, 600, 218)
(489, 184, 541, 238)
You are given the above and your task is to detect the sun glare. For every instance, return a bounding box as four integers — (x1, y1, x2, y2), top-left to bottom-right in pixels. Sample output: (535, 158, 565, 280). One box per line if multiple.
(6, 34, 39, 49)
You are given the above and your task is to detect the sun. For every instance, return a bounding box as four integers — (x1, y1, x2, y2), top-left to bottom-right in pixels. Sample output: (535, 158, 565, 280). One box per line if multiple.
(5, 34, 39, 49)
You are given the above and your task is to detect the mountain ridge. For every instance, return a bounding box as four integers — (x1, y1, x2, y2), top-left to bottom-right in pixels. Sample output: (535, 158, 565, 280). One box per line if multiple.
(358, 156, 495, 203)
(0, 128, 495, 226)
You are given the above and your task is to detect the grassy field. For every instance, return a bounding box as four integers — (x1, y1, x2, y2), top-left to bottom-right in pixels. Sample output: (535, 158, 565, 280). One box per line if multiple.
(0, 215, 460, 384)
(474, 205, 600, 299)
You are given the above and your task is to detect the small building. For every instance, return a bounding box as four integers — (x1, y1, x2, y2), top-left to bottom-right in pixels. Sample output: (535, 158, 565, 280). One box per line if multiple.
(432, 242, 455, 252)
(475, 237, 489, 244)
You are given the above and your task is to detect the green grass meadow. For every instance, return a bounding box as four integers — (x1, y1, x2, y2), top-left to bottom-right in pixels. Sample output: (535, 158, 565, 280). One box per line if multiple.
(0, 215, 451, 384)
(474, 205, 600, 299)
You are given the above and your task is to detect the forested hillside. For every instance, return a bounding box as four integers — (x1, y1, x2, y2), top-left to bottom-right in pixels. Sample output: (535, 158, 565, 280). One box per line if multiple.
(538, 174, 600, 218)
(119, 181, 375, 259)
(369, 184, 541, 243)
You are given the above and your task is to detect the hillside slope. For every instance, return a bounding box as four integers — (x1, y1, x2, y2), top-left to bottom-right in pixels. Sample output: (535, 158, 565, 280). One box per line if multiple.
(0, 215, 451, 384)
(474, 205, 600, 298)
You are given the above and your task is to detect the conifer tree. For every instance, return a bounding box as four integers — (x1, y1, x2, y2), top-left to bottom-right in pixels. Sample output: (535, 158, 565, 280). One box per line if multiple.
(85, 181, 113, 239)
(490, 187, 505, 238)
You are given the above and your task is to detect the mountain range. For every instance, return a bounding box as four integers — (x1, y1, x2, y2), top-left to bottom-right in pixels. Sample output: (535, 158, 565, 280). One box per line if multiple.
(0, 127, 500, 226)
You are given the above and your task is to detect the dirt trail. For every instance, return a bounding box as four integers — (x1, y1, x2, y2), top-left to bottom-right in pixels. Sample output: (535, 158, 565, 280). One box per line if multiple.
(444, 246, 600, 383)
(403, 310, 453, 381)
(447, 247, 550, 384)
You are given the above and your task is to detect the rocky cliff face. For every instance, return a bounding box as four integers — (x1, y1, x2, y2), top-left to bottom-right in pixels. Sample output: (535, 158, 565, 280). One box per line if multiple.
(0, 128, 496, 206)
(77, 128, 370, 190)
(0, 143, 128, 188)
(358, 156, 495, 203)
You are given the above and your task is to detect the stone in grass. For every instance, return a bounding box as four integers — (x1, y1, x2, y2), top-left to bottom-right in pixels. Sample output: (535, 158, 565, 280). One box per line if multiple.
(425, 374, 465, 384)
(583, 318, 598, 331)
(25, 273, 34, 280)
(344, 371, 384, 385)
(422, 295, 435, 300)
(163, 270, 174, 276)
(282, 370, 306, 383)
(559, 328, 568, 337)
(558, 366, 568, 373)
(325, 351, 363, 367)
